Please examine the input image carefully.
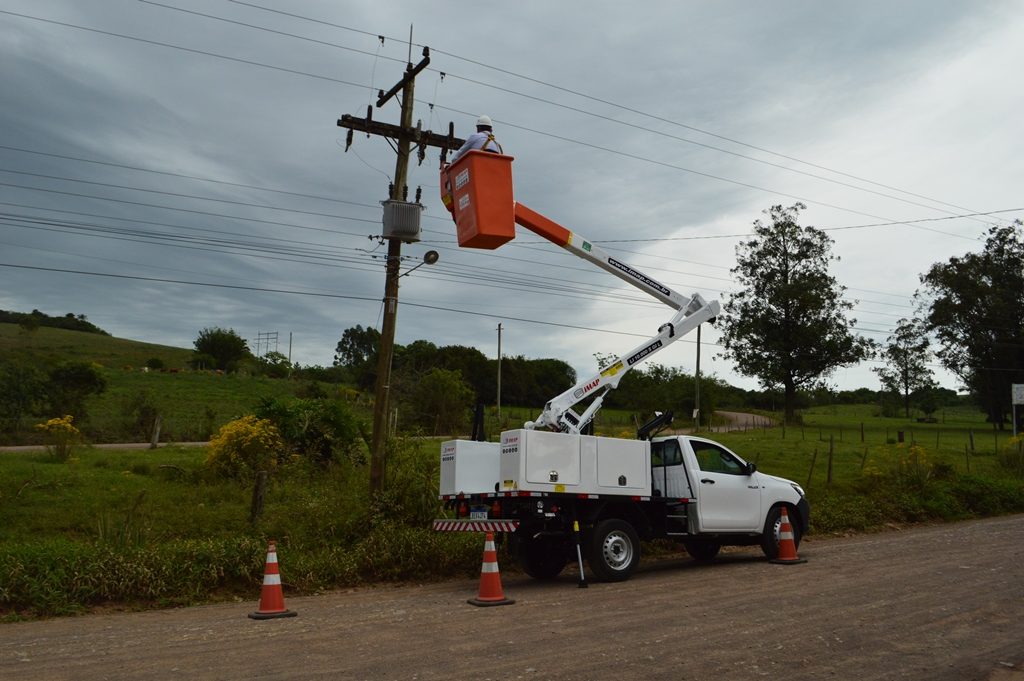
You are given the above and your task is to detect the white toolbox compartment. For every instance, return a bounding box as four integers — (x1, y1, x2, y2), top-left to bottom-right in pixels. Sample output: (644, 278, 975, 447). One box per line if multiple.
(499, 429, 651, 496)
(439, 440, 501, 496)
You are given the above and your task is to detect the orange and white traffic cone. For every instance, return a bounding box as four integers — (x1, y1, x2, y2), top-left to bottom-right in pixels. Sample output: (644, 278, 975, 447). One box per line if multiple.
(769, 507, 807, 565)
(249, 540, 298, 619)
(467, 532, 515, 607)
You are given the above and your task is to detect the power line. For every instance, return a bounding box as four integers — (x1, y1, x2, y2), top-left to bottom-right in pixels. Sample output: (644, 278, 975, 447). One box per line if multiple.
(0, 144, 380, 210)
(0, 8, 367, 88)
(0, 167, 379, 224)
(5, 7, 994, 243)
(225, 0, 1001, 224)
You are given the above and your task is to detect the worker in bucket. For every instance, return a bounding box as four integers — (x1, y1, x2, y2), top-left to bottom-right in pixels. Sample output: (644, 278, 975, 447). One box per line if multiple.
(450, 115, 503, 163)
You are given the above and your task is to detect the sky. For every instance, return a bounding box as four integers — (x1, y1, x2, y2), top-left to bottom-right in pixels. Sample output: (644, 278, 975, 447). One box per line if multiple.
(2, 0, 1023, 398)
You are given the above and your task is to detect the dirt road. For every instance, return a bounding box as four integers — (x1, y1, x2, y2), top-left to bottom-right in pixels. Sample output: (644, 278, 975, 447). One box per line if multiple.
(2, 516, 1022, 681)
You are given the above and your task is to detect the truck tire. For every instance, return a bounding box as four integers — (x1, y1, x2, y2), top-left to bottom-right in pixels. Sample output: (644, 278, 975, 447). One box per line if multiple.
(682, 539, 721, 562)
(760, 504, 802, 560)
(587, 519, 640, 582)
(510, 533, 568, 580)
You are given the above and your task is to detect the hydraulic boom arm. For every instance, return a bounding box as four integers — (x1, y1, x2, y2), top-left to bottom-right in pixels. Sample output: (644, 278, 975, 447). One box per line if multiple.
(512, 202, 720, 434)
(440, 151, 719, 435)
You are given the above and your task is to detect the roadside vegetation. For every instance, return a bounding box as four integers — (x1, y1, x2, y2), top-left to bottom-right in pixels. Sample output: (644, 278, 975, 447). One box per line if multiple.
(2, 292, 1024, 619)
(3, 399, 1023, 619)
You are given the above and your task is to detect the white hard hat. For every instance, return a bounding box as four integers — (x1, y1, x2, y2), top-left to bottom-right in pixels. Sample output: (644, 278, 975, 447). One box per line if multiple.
(476, 115, 492, 127)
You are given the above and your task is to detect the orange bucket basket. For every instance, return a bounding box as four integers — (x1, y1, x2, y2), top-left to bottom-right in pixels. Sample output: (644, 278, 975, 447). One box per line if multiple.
(440, 150, 515, 249)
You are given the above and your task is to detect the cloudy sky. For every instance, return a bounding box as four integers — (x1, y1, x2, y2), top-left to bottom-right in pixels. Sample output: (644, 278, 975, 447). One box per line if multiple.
(2, 1, 1022, 397)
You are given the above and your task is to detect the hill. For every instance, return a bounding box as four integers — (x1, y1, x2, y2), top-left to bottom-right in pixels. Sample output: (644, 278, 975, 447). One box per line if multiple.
(0, 322, 192, 369)
(0, 323, 336, 444)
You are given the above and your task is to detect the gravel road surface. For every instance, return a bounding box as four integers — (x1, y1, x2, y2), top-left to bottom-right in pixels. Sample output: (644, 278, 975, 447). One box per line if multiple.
(2, 515, 1022, 681)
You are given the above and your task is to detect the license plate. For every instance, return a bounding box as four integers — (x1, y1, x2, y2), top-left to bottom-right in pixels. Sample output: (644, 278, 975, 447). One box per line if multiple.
(469, 510, 488, 520)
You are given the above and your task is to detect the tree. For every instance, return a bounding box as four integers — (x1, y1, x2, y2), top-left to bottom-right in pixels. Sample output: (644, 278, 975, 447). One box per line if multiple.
(719, 203, 874, 424)
(333, 325, 381, 389)
(919, 222, 1024, 428)
(874, 318, 935, 418)
(256, 351, 292, 378)
(0, 361, 47, 432)
(47, 361, 107, 419)
(403, 368, 475, 435)
(193, 327, 250, 372)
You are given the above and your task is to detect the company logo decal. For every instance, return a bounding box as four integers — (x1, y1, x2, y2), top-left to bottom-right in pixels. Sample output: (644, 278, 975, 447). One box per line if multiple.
(573, 378, 600, 399)
(608, 258, 670, 296)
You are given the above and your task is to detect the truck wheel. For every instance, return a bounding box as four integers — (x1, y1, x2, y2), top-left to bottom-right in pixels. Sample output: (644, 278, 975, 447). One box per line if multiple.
(760, 504, 802, 560)
(587, 519, 640, 582)
(682, 539, 721, 562)
(510, 533, 568, 580)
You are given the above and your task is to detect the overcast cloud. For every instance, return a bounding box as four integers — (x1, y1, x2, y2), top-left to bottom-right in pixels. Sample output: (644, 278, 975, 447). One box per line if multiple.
(2, 0, 1022, 397)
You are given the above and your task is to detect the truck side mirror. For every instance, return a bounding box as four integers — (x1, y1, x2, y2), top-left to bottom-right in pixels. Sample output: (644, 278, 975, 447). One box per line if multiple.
(745, 462, 757, 475)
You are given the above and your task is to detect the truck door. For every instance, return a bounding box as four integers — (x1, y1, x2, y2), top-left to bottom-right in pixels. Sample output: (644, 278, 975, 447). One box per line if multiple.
(686, 440, 761, 531)
(650, 439, 692, 499)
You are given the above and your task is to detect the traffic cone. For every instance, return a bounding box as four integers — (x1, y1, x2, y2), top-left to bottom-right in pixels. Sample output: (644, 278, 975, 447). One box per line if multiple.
(249, 540, 298, 619)
(769, 507, 807, 565)
(467, 533, 515, 607)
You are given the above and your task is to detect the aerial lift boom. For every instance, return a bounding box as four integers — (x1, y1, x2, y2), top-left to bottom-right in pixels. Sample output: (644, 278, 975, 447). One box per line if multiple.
(441, 150, 719, 434)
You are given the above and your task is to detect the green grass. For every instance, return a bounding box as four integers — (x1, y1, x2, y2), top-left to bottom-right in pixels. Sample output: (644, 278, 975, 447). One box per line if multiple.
(0, 323, 192, 369)
(0, 441, 482, 618)
(4, 325, 1023, 617)
(1, 323, 368, 444)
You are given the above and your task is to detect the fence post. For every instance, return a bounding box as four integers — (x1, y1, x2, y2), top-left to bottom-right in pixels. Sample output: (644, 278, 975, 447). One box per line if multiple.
(827, 435, 834, 485)
(861, 445, 868, 470)
(860, 422, 864, 443)
(149, 414, 162, 450)
(249, 470, 268, 524)
(806, 447, 818, 489)
(969, 429, 975, 452)
(964, 445, 971, 474)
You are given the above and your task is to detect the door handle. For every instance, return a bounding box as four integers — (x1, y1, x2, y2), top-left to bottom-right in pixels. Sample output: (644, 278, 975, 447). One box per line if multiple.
(700, 478, 715, 484)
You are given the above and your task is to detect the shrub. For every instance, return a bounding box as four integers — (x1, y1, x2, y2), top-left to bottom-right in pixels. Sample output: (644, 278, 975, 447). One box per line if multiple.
(997, 436, 1024, 478)
(254, 397, 362, 466)
(145, 357, 165, 370)
(205, 416, 285, 479)
(120, 389, 161, 442)
(34, 415, 81, 462)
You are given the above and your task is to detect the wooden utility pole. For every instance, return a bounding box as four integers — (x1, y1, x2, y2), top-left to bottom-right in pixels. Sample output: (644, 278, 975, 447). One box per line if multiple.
(497, 323, 503, 421)
(337, 41, 464, 496)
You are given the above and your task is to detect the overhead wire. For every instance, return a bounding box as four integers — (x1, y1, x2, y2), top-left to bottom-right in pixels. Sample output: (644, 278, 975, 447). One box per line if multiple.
(222, 0, 1003, 225)
(3, 6, 1013, 357)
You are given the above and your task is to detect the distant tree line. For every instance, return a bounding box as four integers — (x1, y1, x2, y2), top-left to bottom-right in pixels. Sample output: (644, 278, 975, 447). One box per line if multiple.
(2, 309, 109, 335)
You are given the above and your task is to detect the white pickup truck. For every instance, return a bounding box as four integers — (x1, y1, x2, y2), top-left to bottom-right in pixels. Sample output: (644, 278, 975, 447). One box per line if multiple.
(434, 151, 809, 580)
(438, 429, 809, 581)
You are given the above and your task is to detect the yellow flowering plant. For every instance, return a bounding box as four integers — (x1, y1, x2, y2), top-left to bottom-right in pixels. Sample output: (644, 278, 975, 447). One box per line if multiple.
(34, 415, 81, 461)
(205, 415, 285, 479)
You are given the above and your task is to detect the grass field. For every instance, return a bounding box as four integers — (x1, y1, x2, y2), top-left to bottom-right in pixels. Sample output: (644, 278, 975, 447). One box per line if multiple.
(1, 323, 365, 444)
(3, 322, 1024, 618)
